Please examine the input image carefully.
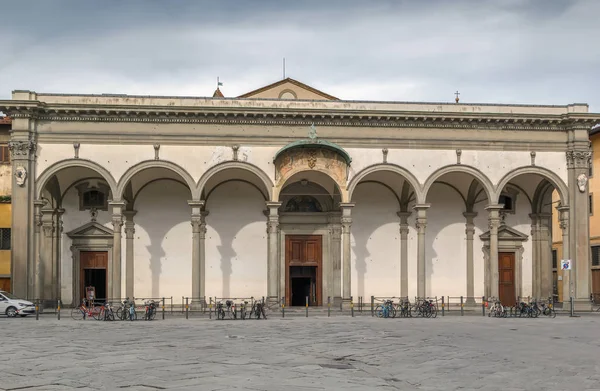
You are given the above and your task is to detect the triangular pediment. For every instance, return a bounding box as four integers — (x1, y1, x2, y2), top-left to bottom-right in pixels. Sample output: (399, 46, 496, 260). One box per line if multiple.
(67, 221, 113, 239)
(238, 78, 338, 100)
(480, 225, 528, 242)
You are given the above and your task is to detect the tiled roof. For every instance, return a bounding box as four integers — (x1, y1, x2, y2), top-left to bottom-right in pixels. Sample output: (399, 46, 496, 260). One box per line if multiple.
(0, 116, 11, 125)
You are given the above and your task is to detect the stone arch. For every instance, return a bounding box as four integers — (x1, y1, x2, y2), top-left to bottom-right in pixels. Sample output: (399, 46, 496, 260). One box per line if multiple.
(197, 161, 274, 201)
(347, 163, 423, 206)
(495, 166, 569, 206)
(116, 160, 198, 201)
(274, 166, 347, 202)
(532, 180, 555, 214)
(422, 164, 494, 205)
(36, 158, 118, 200)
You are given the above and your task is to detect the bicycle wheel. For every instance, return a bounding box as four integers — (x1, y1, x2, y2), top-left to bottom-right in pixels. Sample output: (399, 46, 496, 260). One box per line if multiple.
(71, 307, 84, 320)
(430, 306, 438, 318)
(375, 305, 384, 318)
(150, 309, 156, 320)
(94, 308, 104, 321)
(116, 308, 123, 320)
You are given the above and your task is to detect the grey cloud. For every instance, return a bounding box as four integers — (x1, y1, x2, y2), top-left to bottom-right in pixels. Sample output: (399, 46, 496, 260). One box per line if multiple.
(0, 0, 598, 110)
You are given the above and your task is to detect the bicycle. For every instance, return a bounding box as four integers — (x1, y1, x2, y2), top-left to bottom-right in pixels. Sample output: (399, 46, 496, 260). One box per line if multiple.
(249, 300, 267, 319)
(128, 300, 137, 321)
(144, 300, 157, 321)
(240, 301, 248, 320)
(97, 302, 115, 321)
(71, 299, 95, 320)
(539, 300, 556, 318)
(375, 299, 396, 318)
(488, 299, 507, 318)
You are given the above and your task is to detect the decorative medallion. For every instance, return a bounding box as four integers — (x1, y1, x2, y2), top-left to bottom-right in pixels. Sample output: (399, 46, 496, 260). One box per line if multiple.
(577, 173, 588, 193)
(15, 166, 27, 186)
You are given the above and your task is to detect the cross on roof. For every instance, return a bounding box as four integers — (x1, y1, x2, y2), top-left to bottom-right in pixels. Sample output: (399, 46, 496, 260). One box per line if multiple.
(455, 91, 460, 103)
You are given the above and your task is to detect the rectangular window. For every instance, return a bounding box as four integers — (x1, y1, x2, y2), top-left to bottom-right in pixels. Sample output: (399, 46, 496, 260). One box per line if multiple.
(590, 194, 594, 216)
(0, 228, 10, 250)
(552, 249, 557, 269)
(0, 145, 9, 164)
(593, 246, 600, 267)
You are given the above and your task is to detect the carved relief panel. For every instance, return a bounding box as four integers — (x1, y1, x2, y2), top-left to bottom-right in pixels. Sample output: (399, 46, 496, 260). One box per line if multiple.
(274, 148, 348, 187)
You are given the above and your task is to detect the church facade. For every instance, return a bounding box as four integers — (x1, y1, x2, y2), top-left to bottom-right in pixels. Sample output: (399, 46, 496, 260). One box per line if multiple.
(1, 78, 598, 308)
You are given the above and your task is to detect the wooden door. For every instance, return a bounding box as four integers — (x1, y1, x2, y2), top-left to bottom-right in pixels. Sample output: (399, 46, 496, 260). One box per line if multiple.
(0, 278, 10, 292)
(285, 235, 322, 306)
(498, 252, 516, 306)
(592, 269, 600, 301)
(80, 251, 108, 301)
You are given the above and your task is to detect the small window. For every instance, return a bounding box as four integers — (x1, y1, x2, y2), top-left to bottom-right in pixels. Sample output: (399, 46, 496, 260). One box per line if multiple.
(499, 195, 514, 212)
(0, 145, 9, 164)
(590, 194, 594, 216)
(552, 249, 557, 269)
(0, 228, 10, 250)
(82, 190, 105, 209)
(592, 246, 600, 267)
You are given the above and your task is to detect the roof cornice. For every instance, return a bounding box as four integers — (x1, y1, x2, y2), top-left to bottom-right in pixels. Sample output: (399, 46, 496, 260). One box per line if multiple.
(1, 101, 599, 131)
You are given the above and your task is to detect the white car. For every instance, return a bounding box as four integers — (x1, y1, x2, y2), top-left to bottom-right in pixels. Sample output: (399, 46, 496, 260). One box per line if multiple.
(0, 290, 35, 317)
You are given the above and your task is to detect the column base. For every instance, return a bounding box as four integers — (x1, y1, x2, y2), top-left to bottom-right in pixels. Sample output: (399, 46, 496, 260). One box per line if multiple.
(266, 296, 280, 309)
(465, 297, 478, 307)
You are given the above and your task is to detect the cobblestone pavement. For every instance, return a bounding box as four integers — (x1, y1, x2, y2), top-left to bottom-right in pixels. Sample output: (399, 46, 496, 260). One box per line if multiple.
(2, 315, 600, 390)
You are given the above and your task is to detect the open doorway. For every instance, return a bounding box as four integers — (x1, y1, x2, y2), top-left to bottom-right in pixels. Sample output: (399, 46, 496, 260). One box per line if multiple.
(83, 269, 107, 301)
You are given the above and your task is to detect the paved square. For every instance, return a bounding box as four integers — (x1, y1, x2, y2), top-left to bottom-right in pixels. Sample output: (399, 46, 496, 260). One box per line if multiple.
(2, 315, 600, 390)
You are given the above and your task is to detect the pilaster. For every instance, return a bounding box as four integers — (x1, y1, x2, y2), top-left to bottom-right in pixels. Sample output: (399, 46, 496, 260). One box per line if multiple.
(109, 201, 125, 300)
(330, 217, 342, 304)
(529, 214, 541, 298)
(463, 212, 477, 304)
(566, 130, 592, 307)
(40, 208, 55, 301)
(53, 208, 64, 301)
(33, 200, 44, 300)
(413, 204, 430, 298)
(557, 206, 570, 302)
(340, 203, 354, 303)
(266, 201, 281, 304)
(9, 129, 37, 299)
(486, 204, 503, 300)
(123, 210, 137, 299)
(537, 213, 553, 299)
(397, 211, 411, 298)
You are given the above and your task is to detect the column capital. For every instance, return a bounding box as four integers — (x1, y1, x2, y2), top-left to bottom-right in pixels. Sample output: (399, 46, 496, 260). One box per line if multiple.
(463, 211, 478, 219)
(188, 200, 206, 215)
(123, 210, 137, 219)
(397, 211, 412, 219)
(413, 203, 431, 211)
(566, 149, 592, 169)
(339, 202, 356, 210)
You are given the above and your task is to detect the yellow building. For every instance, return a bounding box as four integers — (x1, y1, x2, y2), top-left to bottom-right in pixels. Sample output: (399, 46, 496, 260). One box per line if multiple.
(0, 116, 11, 292)
(553, 124, 600, 302)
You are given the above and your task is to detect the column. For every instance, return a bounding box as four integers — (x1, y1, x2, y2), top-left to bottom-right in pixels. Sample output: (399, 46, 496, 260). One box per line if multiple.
(8, 135, 37, 299)
(123, 210, 137, 299)
(486, 205, 503, 300)
(266, 202, 281, 304)
(53, 208, 65, 301)
(538, 213, 552, 299)
(529, 214, 540, 298)
(109, 201, 125, 300)
(40, 208, 55, 301)
(33, 201, 44, 300)
(464, 212, 477, 304)
(340, 203, 355, 302)
(189, 201, 207, 301)
(566, 138, 592, 308)
(557, 206, 570, 302)
(414, 204, 430, 298)
(397, 211, 411, 298)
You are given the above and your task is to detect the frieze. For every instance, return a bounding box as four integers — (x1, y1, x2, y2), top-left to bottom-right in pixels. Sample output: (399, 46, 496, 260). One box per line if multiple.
(8, 140, 37, 157)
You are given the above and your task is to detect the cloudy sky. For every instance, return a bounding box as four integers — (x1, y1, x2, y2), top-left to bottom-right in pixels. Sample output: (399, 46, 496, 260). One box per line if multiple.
(1, 0, 599, 110)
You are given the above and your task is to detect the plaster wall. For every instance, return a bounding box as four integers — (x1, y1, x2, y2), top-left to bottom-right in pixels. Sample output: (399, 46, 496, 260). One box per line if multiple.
(426, 183, 467, 298)
(350, 182, 402, 298)
(133, 180, 191, 300)
(205, 181, 267, 298)
(0, 164, 11, 196)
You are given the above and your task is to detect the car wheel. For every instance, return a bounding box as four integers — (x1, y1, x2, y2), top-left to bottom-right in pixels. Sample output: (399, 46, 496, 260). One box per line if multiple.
(6, 306, 17, 318)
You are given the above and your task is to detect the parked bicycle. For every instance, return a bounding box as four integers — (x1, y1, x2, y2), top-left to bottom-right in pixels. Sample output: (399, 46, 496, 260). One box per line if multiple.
(240, 301, 248, 320)
(376, 299, 396, 318)
(413, 298, 437, 318)
(488, 299, 507, 318)
(144, 300, 157, 321)
(71, 299, 95, 320)
(98, 302, 115, 321)
(395, 299, 412, 318)
(249, 300, 267, 319)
